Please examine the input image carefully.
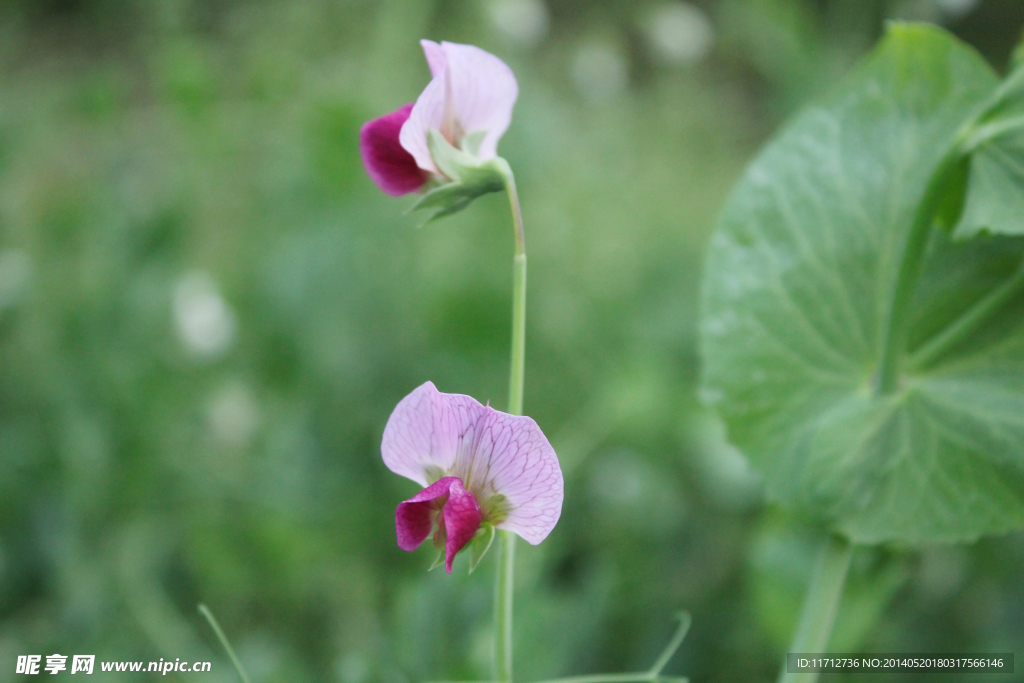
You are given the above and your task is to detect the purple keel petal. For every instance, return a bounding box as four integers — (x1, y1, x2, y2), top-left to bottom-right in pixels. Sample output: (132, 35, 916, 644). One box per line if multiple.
(381, 381, 488, 487)
(395, 476, 459, 551)
(442, 479, 482, 573)
(460, 409, 563, 545)
(360, 104, 429, 196)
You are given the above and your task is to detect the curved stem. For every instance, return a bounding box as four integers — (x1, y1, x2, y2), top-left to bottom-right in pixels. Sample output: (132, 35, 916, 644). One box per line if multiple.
(529, 613, 691, 683)
(875, 146, 965, 394)
(777, 534, 853, 683)
(198, 604, 252, 683)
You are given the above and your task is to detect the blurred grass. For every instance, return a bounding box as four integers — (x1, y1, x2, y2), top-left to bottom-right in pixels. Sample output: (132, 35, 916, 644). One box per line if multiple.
(0, 1, 1023, 682)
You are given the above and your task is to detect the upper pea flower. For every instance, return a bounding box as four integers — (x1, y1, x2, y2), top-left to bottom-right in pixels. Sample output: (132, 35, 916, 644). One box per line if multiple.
(360, 41, 518, 219)
(382, 381, 563, 573)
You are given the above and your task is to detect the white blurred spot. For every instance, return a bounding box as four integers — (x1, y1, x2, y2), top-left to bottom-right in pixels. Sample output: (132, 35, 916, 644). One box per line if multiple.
(643, 2, 714, 65)
(336, 652, 369, 683)
(207, 383, 260, 447)
(0, 249, 31, 310)
(489, 0, 550, 46)
(173, 271, 235, 357)
(571, 42, 628, 104)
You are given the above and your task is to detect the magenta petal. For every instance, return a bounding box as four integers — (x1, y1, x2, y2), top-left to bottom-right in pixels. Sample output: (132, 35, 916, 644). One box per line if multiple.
(395, 476, 459, 551)
(359, 104, 429, 196)
(442, 479, 482, 573)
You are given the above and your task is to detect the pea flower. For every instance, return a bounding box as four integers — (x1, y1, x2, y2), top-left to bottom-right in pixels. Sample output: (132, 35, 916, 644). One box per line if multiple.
(359, 41, 518, 219)
(382, 382, 563, 573)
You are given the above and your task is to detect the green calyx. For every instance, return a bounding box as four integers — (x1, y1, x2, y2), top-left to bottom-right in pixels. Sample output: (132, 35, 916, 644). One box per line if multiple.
(468, 522, 496, 574)
(408, 130, 509, 224)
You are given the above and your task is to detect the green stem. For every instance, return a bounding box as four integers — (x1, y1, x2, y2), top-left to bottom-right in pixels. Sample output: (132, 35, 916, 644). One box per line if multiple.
(495, 530, 516, 683)
(910, 259, 1024, 370)
(964, 113, 1024, 151)
(875, 145, 965, 394)
(496, 161, 526, 683)
(198, 604, 252, 683)
(777, 534, 853, 683)
(508, 252, 526, 416)
(876, 63, 1024, 394)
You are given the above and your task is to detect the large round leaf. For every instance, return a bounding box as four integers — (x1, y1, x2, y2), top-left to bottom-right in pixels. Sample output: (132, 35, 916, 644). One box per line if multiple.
(700, 24, 1024, 543)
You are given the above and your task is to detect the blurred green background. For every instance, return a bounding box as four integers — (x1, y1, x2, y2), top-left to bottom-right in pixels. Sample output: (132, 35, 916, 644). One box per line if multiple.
(1, 0, 1024, 681)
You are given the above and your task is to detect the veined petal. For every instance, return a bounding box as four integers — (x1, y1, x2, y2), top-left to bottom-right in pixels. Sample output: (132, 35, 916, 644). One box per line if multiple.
(464, 409, 563, 545)
(360, 104, 429, 195)
(394, 476, 458, 551)
(442, 478, 482, 573)
(400, 41, 518, 173)
(382, 382, 563, 547)
(437, 41, 518, 160)
(381, 381, 488, 487)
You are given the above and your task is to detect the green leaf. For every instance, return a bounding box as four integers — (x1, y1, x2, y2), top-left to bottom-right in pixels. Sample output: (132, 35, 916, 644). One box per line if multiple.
(955, 63, 1024, 238)
(701, 23, 1024, 543)
(467, 522, 495, 574)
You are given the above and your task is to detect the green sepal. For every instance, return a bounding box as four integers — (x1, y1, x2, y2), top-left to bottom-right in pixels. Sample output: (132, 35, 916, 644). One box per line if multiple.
(428, 549, 445, 571)
(407, 130, 507, 224)
(467, 522, 496, 574)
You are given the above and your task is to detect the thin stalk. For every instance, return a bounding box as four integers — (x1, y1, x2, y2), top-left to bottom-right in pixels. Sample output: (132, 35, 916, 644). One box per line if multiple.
(963, 114, 1024, 151)
(495, 530, 516, 683)
(496, 161, 527, 683)
(875, 145, 965, 394)
(198, 604, 252, 683)
(910, 260, 1024, 370)
(777, 534, 853, 683)
(508, 253, 526, 416)
(529, 613, 691, 683)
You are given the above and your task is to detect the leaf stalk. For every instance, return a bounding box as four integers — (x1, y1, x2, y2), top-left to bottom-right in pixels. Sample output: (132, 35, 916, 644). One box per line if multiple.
(776, 534, 853, 683)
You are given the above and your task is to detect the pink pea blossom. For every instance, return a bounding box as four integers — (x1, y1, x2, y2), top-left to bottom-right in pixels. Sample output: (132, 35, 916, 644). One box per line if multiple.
(360, 41, 519, 196)
(382, 382, 563, 573)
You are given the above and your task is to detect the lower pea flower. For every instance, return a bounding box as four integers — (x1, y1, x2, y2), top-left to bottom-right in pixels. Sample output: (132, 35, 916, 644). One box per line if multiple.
(382, 381, 563, 573)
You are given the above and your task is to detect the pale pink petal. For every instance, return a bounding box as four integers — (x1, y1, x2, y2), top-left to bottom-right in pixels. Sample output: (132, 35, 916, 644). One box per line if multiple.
(395, 476, 457, 551)
(381, 381, 489, 487)
(421, 39, 447, 79)
(438, 42, 518, 160)
(399, 71, 446, 174)
(359, 104, 429, 195)
(458, 409, 563, 545)
(442, 478, 482, 573)
(400, 41, 518, 173)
